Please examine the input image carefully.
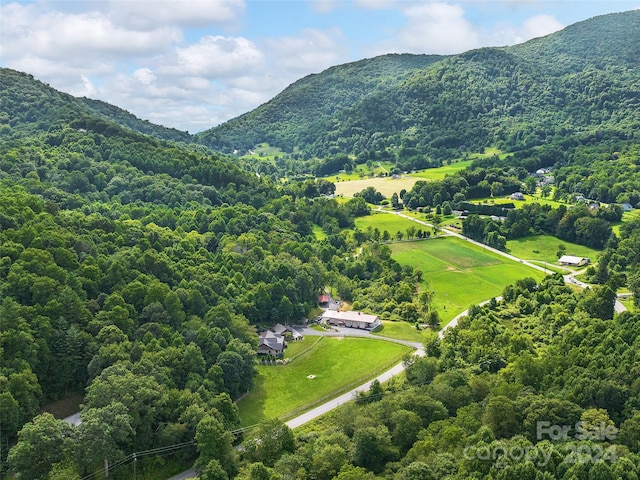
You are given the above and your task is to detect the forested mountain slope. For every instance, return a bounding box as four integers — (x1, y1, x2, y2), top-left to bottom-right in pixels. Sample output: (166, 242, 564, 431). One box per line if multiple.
(198, 10, 640, 161)
(196, 53, 444, 154)
(0, 69, 424, 478)
(0, 68, 192, 143)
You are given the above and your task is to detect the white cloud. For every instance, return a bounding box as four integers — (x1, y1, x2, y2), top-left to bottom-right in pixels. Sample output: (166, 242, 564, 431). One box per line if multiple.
(159, 35, 264, 78)
(266, 28, 347, 76)
(520, 14, 564, 40)
(0, 3, 180, 61)
(356, 0, 396, 9)
(372, 2, 480, 55)
(309, 0, 341, 13)
(133, 68, 157, 86)
(108, 0, 246, 29)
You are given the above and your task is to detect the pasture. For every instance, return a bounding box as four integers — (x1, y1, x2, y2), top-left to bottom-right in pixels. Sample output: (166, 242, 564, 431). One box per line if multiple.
(354, 212, 426, 235)
(409, 160, 473, 181)
(236, 336, 411, 426)
(468, 194, 571, 211)
(335, 176, 419, 198)
(506, 235, 600, 265)
(334, 160, 477, 198)
(390, 237, 546, 323)
(613, 209, 640, 235)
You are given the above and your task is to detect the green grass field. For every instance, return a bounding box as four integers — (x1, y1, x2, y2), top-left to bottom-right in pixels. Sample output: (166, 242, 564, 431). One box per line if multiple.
(390, 237, 546, 323)
(237, 337, 411, 426)
(335, 176, 419, 198)
(467, 194, 571, 210)
(334, 161, 476, 198)
(371, 320, 427, 342)
(354, 212, 426, 235)
(613, 210, 640, 235)
(505, 235, 600, 265)
(408, 160, 473, 181)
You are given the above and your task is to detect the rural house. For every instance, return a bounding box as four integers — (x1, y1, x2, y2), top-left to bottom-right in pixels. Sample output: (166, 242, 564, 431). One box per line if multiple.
(257, 330, 285, 357)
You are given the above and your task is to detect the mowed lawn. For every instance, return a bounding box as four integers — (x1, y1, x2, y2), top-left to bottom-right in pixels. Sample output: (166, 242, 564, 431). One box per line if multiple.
(390, 237, 546, 323)
(237, 337, 411, 426)
(506, 235, 600, 265)
(372, 320, 427, 342)
(354, 212, 424, 235)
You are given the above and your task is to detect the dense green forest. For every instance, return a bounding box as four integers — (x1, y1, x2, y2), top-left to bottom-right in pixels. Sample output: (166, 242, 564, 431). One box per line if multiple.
(2, 8, 640, 480)
(198, 10, 640, 175)
(242, 276, 640, 480)
(0, 68, 422, 478)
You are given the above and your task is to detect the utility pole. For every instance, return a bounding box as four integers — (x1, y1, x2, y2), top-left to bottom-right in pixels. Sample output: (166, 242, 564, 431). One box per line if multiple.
(104, 458, 109, 477)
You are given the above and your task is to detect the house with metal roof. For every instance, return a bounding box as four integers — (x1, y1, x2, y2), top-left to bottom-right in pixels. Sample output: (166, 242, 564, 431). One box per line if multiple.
(321, 310, 380, 330)
(558, 255, 590, 267)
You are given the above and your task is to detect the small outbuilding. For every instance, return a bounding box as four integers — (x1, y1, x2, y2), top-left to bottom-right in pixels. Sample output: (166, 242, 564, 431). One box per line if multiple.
(558, 255, 590, 267)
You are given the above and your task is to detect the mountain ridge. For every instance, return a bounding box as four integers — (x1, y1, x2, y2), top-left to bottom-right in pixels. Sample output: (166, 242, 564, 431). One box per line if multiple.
(197, 9, 640, 161)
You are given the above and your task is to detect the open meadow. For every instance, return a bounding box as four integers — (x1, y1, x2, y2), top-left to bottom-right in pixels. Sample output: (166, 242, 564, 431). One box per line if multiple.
(334, 160, 475, 198)
(408, 159, 473, 181)
(236, 336, 411, 426)
(335, 176, 419, 198)
(354, 211, 427, 235)
(505, 235, 600, 265)
(390, 237, 546, 323)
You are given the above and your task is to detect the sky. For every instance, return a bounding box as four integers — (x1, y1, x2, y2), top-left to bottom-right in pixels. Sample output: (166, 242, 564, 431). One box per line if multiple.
(1, 1, 638, 133)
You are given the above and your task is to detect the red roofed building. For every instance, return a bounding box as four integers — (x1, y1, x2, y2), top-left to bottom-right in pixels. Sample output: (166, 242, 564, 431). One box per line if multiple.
(318, 295, 329, 305)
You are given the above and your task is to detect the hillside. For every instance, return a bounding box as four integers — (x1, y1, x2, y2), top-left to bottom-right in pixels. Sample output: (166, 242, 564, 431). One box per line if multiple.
(0, 68, 192, 143)
(0, 66, 425, 479)
(196, 53, 444, 155)
(197, 10, 640, 163)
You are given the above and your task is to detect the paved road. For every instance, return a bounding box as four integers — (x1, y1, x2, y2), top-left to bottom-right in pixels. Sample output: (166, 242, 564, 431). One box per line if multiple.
(285, 347, 424, 429)
(381, 208, 550, 275)
(384, 208, 629, 314)
(168, 468, 197, 480)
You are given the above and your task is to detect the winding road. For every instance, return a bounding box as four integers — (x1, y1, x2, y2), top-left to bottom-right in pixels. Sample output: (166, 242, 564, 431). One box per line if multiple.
(74, 208, 630, 480)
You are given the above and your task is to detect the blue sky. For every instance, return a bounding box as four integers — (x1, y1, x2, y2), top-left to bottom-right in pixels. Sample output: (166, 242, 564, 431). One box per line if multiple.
(1, 1, 638, 133)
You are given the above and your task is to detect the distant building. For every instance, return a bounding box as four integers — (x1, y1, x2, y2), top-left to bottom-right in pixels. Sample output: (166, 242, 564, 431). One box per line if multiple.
(621, 203, 633, 212)
(321, 310, 380, 330)
(558, 255, 590, 267)
(318, 295, 329, 305)
(510, 192, 525, 201)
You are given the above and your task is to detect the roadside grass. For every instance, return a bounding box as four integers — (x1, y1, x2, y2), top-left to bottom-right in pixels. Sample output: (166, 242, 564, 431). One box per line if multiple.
(506, 235, 600, 265)
(620, 296, 636, 312)
(390, 237, 546, 323)
(237, 337, 411, 426)
(371, 320, 427, 343)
